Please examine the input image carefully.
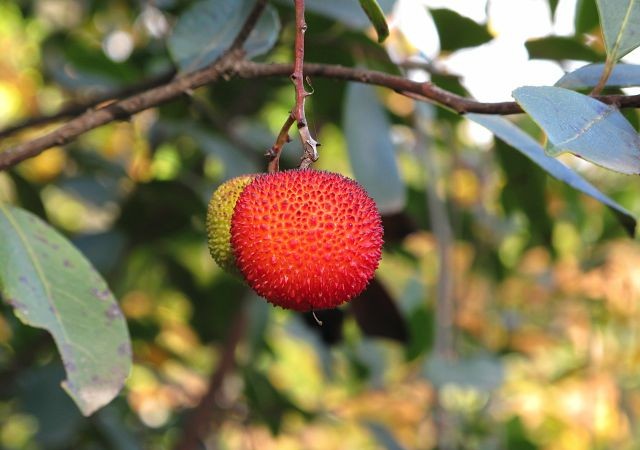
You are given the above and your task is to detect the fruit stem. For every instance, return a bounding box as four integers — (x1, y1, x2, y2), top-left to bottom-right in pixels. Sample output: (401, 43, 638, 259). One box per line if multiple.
(291, 0, 318, 168)
(267, 114, 295, 172)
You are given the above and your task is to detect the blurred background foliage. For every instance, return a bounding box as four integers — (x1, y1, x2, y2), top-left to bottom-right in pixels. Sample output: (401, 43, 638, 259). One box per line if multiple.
(1, 0, 640, 449)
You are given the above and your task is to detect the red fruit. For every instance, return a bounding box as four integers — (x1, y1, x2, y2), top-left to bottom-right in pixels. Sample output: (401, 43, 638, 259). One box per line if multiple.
(231, 169, 383, 311)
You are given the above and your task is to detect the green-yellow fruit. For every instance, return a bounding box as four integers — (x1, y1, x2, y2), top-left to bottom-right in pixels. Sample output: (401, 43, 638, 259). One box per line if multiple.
(206, 175, 256, 273)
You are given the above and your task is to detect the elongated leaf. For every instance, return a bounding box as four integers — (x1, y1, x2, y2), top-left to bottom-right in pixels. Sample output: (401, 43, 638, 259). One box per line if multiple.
(596, 0, 640, 60)
(467, 113, 636, 236)
(358, 0, 389, 42)
(0, 204, 131, 416)
(168, 0, 280, 71)
(556, 63, 640, 88)
(512, 86, 640, 174)
(430, 8, 493, 52)
(575, 0, 599, 34)
(344, 83, 406, 214)
(525, 36, 601, 62)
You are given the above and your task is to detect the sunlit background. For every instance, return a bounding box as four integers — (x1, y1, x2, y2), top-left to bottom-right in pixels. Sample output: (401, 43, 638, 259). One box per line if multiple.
(1, 0, 640, 449)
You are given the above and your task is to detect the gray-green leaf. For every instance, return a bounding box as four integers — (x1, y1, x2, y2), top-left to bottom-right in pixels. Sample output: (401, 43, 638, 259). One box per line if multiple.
(344, 83, 406, 214)
(556, 63, 640, 88)
(168, 0, 280, 72)
(0, 204, 131, 416)
(467, 113, 636, 236)
(512, 86, 640, 175)
(596, 0, 640, 61)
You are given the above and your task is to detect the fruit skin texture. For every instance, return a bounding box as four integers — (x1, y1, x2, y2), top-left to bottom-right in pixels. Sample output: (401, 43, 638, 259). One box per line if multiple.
(231, 169, 383, 311)
(206, 175, 256, 273)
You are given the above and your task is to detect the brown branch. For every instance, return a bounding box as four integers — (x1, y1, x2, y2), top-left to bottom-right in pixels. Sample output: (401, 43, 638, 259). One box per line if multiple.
(267, 114, 295, 173)
(238, 61, 524, 114)
(4, 58, 640, 171)
(0, 51, 242, 171)
(0, 70, 176, 140)
(238, 61, 640, 112)
(173, 307, 247, 450)
(0, 0, 270, 171)
(291, 0, 318, 169)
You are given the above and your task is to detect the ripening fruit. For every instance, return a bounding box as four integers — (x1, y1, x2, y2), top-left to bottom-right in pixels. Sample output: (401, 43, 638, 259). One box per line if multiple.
(231, 169, 383, 311)
(206, 174, 256, 273)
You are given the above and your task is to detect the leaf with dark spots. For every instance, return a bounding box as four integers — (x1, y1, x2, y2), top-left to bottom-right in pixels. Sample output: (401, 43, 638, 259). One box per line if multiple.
(349, 277, 408, 343)
(0, 204, 131, 416)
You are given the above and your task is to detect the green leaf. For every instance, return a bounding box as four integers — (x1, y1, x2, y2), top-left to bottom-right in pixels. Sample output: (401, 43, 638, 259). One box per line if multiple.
(596, 0, 640, 61)
(575, 0, 600, 34)
(344, 83, 406, 214)
(548, 0, 560, 16)
(512, 86, 640, 175)
(467, 113, 636, 236)
(525, 36, 601, 62)
(0, 204, 131, 416)
(429, 8, 493, 52)
(556, 63, 640, 88)
(168, 0, 280, 72)
(358, 0, 389, 42)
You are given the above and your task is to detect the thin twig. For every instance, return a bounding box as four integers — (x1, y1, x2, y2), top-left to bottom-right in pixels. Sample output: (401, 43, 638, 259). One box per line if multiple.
(173, 307, 247, 450)
(4, 59, 640, 171)
(291, 0, 318, 168)
(267, 114, 295, 172)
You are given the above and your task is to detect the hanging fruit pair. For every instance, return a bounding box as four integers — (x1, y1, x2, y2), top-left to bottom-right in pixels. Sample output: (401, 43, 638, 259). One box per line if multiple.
(206, 169, 383, 312)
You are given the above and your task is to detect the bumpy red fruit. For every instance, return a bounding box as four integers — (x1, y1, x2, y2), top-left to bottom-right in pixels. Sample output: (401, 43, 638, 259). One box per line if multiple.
(231, 169, 383, 311)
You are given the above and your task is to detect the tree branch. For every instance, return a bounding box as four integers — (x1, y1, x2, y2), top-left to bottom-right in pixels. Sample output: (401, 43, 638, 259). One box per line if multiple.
(291, 0, 318, 168)
(3, 58, 640, 171)
(0, 0, 270, 171)
(0, 70, 176, 140)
